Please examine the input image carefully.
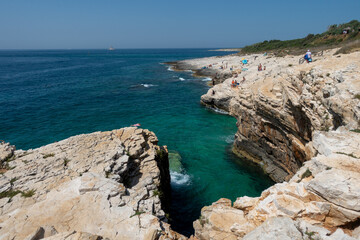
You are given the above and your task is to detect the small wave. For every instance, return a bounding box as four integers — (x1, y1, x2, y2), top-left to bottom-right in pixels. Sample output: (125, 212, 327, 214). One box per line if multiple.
(130, 83, 157, 89)
(185, 70, 193, 73)
(140, 83, 156, 88)
(208, 107, 229, 115)
(170, 171, 191, 186)
(167, 67, 174, 71)
(202, 77, 212, 81)
(179, 77, 185, 81)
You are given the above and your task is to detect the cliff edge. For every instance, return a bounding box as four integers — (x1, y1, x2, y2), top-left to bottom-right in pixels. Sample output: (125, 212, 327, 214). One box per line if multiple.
(173, 50, 360, 239)
(0, 128, 185, 240)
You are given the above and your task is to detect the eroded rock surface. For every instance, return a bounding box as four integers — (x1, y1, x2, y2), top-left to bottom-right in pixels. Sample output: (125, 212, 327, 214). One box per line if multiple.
(172, 50, 360, 239)
(0, 128, 185, 240)
(183, 50, 360, 182)
(193, 129, 360, 239)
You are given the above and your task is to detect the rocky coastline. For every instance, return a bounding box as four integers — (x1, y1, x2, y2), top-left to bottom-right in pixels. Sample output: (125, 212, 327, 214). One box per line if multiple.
(168, 50, 360, 239)
(0, 128, 185, 240)
(1, 49, 360, 239)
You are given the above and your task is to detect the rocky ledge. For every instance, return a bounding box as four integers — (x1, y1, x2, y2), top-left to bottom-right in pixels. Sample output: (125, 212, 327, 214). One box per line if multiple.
(0, 128, 186, 240)
(174, 50, 360, 239)
(199, 50, 360, 182)
(193, 129, 360, 239)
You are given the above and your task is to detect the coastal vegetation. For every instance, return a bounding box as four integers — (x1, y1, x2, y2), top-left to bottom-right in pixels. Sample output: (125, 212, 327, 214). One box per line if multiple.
(297, 168, 312, 182)
(0, 189, 36, 200)
(43, 153, 55, 158)
(241, 20, 360, 54)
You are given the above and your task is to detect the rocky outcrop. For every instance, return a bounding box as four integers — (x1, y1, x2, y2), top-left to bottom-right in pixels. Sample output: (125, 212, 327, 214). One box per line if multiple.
(0, 128, 185, 240)
(170, 50, 360, 239)
(193, 128, 360, 239)
(200, 51, 360, 182)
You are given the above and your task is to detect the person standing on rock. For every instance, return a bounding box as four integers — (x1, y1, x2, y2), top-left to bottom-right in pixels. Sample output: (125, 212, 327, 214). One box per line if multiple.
(305, 50, 312, 63)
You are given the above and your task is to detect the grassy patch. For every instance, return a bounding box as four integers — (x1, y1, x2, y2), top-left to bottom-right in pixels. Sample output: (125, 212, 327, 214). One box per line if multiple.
(21, 189, 36, 198)
(63, 157, 70, 167)
(156, 149, 166, 159)
(301, 168, 312, 179)
(288, 64, 293, 67)
(0, 190, 21, 199)
(153, 189, 163, 198)
(326, 166, 332, 170)
(350, 129, 360, 133)
(297, 168, 312, 182)
(4, 154, 15, 163)
(10, 177, 17, 185)
(130, 210, 145, 218)
(355, 94, 360, 100)
(43, 153, 55, 159)
(305, 230, 317, 240)
(336, 152, 359, 159)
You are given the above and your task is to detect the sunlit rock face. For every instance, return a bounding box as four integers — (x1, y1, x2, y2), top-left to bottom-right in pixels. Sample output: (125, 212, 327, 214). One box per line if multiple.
(0, 128, 186, 240)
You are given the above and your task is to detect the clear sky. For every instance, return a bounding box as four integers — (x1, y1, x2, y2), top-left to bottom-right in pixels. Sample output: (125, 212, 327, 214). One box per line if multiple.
(1, 0, 359, 49)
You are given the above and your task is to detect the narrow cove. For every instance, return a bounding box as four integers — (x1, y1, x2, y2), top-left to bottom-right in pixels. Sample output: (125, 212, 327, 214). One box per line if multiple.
(0, 49, 274, 236)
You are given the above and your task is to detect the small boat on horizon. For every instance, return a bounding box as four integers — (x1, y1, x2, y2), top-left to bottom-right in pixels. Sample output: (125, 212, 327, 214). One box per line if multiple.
(108, 46, 115, 51)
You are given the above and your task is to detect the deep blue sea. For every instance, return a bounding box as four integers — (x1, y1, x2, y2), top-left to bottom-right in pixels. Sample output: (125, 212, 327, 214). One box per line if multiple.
(0, 49, 273, 236)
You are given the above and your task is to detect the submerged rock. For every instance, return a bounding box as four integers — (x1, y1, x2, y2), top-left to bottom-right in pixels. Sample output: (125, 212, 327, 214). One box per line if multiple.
(169, 150, 183, 172)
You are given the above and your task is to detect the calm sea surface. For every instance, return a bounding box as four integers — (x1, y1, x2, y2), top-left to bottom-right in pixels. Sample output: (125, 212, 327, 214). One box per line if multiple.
(0, 49, 273, 236)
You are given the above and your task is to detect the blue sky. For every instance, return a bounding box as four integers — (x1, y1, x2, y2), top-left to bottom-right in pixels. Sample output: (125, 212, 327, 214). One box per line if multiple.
(1, 0, 359, 49)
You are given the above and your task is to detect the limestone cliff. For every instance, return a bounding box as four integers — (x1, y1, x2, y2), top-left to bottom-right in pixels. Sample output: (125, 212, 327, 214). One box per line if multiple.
(0, 128, 185, 240)
(172, 50, 360, 239)
(196, 50, 360, 182)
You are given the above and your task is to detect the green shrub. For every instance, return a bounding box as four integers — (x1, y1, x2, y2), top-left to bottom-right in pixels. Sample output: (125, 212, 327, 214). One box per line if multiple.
(130, 210, 145, 218)
(241, 20, 360, 54)
(305, 230, 317, 240)
(301, 168, 312, 179)
(0, 190, 21, 199)
(43, 153, 55, 159)
(21, 189, 36, 198)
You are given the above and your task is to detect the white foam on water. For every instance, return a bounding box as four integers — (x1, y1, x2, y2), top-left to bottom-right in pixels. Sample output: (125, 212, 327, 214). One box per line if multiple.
(224, 135, 235, 143)
(179, 77, 185, 81)
(185, 70, 193, 73)
(208, 107, 229, 115)
(202, 77, 212, 81)
(170, 171, 191, 186)
(141, 83, 156, 88)
(167, 66, 174, 71)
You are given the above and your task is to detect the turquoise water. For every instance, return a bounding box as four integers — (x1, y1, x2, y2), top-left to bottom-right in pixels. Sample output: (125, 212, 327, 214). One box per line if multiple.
(0, 49, 273, 236)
